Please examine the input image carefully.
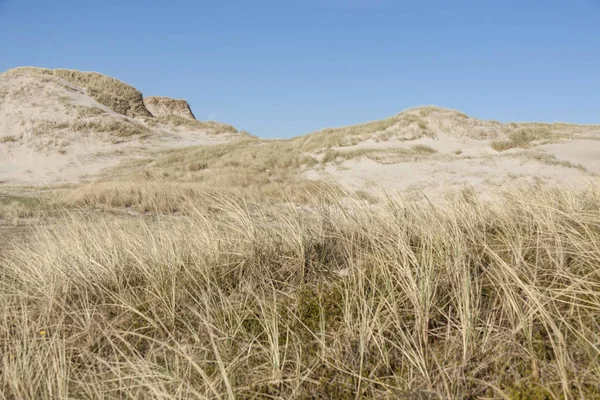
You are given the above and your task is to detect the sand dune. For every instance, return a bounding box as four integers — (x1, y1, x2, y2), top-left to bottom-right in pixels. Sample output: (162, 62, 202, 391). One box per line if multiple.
(0, 67, 245, 184)
(2, 67, 599, 197)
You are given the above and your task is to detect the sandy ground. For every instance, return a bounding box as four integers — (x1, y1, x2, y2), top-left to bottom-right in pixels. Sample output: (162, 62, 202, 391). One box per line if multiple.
(0, 69, 234, 185)
(304, 133, 600, 199)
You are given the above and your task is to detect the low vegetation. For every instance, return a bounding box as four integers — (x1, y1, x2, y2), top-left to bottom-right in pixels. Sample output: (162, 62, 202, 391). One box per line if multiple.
(68, 140, 333, 210)
(0, 136, 18, 143)
(148, 114, 239, 134)
(492, 125, 566, 151)
(293, 109, 437, 151)
(34, 117, 150, 138)
(2, 187, 600, 398)
(0, 195, 46, 220)
(320, 144, 438, 165)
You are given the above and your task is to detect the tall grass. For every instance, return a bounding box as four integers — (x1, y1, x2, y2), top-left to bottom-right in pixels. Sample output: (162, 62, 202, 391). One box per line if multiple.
(2, 187, 600, 398)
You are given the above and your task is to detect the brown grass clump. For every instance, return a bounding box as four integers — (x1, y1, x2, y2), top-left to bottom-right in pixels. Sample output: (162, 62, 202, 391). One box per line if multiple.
(148, 114, 239, 134)
(492, 125, 573, 151)
(64, 139, 333, 211)
(320, 145, 438, 165)
(0, 136, 18, 143)
(34, 118, 150, 138)
(2, 187, 600, 398)
(0, 195, 51, 227)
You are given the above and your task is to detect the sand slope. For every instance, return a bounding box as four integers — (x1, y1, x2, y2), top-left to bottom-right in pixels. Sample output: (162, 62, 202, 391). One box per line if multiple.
(2, 67, 599, 195)
(0, 67, 244, 185)
(302, 107, 600, 198)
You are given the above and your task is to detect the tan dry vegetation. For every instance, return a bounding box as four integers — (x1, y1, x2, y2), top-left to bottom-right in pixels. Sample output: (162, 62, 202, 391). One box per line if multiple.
(146, 114, 239, 134)
(0, 195, 45, 220)
(2, 187, 600, 398)
(292, 108, 440, 151)
(320, 144, 439, 165)
(0, 136, 18, 143)
(34, 117, 151, 138)
(65, 139, 336, 211)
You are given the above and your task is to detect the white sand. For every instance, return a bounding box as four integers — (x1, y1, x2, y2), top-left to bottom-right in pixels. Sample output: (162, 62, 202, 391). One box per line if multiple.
(305, 131, 600, 199)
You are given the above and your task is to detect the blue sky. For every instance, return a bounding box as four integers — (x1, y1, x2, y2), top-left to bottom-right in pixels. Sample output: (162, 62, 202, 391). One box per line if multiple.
(1, 0, 599, 138)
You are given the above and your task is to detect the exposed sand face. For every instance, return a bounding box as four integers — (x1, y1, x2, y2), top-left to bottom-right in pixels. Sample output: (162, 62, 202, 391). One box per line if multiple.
(539, 140, 600, 175)
(0, 68, 238, 185)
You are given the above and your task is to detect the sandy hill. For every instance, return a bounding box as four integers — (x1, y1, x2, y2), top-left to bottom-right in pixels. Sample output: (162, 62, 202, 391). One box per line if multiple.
(0, 67, 244, 185)
(1, 66, 599, 196)
(295, 106, 600, 198)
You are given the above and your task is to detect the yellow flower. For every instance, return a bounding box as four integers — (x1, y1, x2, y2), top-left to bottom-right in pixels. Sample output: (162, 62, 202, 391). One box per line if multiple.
(39, 329, 47, 336)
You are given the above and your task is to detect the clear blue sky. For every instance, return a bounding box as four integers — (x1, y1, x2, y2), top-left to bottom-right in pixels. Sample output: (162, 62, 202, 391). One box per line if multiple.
(1, 0, 599, 138)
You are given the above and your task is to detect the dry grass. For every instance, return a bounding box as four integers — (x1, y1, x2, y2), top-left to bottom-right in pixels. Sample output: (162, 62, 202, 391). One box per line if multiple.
(491, 125, 578, 151)
(293, 110, 436, 151)
(34, 118, 150, 138)
(320, 145, 438, 165)
(66, 140, 333, 210)
(2, 187, 600, 398)
(147, 114, 239, 134)
(0, 195, 48, 222)
(0, 136, 18, 143)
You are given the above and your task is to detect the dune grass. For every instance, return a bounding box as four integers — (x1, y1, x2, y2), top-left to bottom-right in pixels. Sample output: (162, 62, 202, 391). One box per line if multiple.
(147, 114, 239, 134)
(491, 125, 570, 151)
(320, 144, 438, 165)
(34, 118, 151, 138)
(0, 195, 46, 220)
(293, 110, 435, 151)
(0, 136, 18, 143)
(2, 187, 600, 398)
(66, 140, 332, 211)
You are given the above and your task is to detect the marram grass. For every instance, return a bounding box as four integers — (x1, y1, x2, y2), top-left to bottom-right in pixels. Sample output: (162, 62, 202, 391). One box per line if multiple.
(1, 187, 600, 399)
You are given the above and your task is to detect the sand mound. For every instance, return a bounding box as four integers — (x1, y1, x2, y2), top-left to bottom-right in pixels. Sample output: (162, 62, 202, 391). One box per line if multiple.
(8, 67, 152, 118)
(301, 107, 600, 199)
(294, 106, 600, 151)
(144, 96, 196, 120)
(0, 67, 243, 185)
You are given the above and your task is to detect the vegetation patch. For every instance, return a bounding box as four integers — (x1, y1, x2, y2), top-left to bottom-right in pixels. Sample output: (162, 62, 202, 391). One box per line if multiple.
(293, 110, 436, 151)
(2, 188, 600, 398)
(34, 118, 150, 137)
(320, 146, 438, 165)
(0, 135, 18, 143)
(148, 114, 238, 134)
(492, 126, 561, 151)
